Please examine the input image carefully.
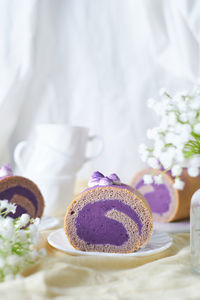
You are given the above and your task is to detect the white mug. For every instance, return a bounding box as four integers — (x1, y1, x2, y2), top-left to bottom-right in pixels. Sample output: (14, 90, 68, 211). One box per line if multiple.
(33, 124, 102, 158)
(15, 142, 70, 177)
(14, 124, 103, 176)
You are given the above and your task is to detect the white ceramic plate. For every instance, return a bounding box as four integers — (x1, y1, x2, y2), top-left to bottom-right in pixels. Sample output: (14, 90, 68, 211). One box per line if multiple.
(153, 221, 190, 233)
(39, 215, 60, 231)
(48, 228, 173, 257)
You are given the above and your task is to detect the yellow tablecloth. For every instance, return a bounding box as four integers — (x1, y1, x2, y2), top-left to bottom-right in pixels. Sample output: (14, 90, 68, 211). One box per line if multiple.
(0, 224, 199, 300)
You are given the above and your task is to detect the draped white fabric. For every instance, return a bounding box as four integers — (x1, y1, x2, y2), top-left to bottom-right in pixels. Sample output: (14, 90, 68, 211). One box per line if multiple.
(0, 0, 199, 181)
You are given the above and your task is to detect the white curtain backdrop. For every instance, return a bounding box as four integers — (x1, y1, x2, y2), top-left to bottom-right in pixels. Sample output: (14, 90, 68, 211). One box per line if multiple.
(0, 0, 199, 182)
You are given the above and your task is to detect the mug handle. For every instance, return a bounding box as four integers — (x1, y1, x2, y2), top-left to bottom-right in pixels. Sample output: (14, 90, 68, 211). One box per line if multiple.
(85, 135, 104, 162)
(14, 141, 28, 173)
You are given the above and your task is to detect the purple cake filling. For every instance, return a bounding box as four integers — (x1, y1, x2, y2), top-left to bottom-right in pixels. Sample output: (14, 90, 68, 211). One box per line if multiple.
(135, 180, 171, 214)
(75, 199, 143, 246)
(0, 186, 38, 215)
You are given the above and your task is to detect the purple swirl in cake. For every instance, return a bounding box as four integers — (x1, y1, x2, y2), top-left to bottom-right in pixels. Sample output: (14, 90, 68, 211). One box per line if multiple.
(64, 171, 153, 253)
(0, 164, 44, 219)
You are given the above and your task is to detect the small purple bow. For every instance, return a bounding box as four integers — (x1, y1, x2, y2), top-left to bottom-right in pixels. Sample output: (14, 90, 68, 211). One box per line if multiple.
(0, 164, 13, 179)
(88, 171, 121, 187)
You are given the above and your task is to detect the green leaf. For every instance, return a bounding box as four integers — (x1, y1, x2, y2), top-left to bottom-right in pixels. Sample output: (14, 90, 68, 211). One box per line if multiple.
(191, 131, 200, 139)
(12, 243, 25, 256)
(165, 143, 173, 148)
(183, 134, 200, 158)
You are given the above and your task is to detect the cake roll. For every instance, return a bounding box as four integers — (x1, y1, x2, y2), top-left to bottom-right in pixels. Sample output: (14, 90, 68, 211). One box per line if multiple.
(64, 172, 153, 253)
(131, 168, 200, 222)
(0, 165, 44, 219)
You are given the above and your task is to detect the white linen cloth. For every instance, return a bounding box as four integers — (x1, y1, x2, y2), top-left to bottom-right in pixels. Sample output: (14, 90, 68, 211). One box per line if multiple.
(0, 230, 197, 300)
(0, 0, 199, 181)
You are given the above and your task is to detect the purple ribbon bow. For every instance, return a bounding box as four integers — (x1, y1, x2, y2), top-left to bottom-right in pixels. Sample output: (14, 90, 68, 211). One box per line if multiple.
(0, 164, 13, 179)
(88, 171, 121, 187)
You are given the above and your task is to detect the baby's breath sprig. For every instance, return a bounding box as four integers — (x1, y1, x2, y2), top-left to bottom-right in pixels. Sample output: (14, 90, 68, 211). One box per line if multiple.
(0, 200, 45, 281)
(139, 86, 200, 190)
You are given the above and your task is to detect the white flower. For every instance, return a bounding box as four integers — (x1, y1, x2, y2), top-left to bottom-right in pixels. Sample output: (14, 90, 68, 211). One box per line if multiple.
(146, 128, 159, 140)
(194, 123, 200, 134)
(171, 165, 183, 177)
(29, 225, 41, 245)
(175, 149, 185, 163)
(143, 174, 153, 184)
(0, 201, 16, 215)
(179, 113, 188, 123)
(153, 140, 164, 156)
(173, 94, 182, 103)
(177, 101, 187, 112)
(138, 144, 150, 162)
(154, 175, 163, 184)
(167, 112, 177, 126)
(159, 152, 173, 169)
(33, 218, 40, 227)
(174, 141, 185, 151)
(175, 123, 192, 135)
(0, 218, 14, 239)
(165, 132, 177, 144)
(188, 167, 199, 177)
(173, 178, 185, 190)
(153, 148, 162, 158)
(7, 255, 21, 266)
(29, 224, 37, 235)
(140, 87, 200, 183)
(3, 217, 13, 228)
(187, 111, 197, 123)
(17, 230, 28, 243)
(154, 102, 165, 116)
(180, 132, 191, 144)
(173, 124, 191, 144)
(179, 109, 197, 124)
(166, 146, 177, 157)
(189, 99, 200, 110)
(0, 200, 45, 281)
(17, 214, 30, 228)
(188, 156, 200, 166)
(183, 123, 192, 134)
(147, 157, 159, 169)
(6, 203, 16, 214)
(0, 200, 9, 210)
(160, 118, 169, 131)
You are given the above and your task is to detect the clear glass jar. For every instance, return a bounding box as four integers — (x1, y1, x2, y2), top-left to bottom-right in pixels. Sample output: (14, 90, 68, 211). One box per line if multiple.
(190, 189, 200, 274)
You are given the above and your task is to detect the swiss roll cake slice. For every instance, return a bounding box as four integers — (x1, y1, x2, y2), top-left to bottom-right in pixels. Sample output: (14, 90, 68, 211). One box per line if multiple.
(64, 172, 153, 253)
(131, 168, 200, 222)
(0, 165, 44, 219)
